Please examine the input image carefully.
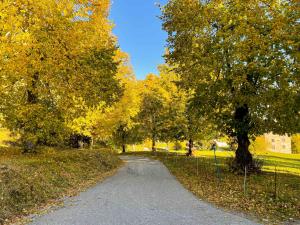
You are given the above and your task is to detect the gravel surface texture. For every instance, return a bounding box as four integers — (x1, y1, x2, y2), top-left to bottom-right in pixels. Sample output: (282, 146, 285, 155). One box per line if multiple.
(30, 156, 260, 225)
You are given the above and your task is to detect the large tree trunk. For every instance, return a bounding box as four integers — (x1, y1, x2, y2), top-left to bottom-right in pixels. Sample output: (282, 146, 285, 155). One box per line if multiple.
(234, 104, 253, 169)
(122, 144, 126, 153)
(236, 133, 252, 168)
(187, 138, 193, 156)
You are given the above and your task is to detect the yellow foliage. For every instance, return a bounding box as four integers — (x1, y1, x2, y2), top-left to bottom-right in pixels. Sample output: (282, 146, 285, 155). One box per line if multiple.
(292, 134, 300, 154)
(249, 136, 267, 154)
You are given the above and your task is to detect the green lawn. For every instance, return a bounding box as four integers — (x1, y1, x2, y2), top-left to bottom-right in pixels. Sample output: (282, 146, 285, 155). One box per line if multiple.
(192, 150, 300, 175)
(124, 147, 300, 175)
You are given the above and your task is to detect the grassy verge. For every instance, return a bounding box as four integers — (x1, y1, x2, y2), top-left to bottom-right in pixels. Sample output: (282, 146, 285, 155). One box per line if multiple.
(0, 147, 122, 224)
(123, 151, 300, 224)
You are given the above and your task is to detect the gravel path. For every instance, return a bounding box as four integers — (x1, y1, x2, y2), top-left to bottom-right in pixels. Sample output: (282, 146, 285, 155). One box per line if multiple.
(30, 156, 260, 225)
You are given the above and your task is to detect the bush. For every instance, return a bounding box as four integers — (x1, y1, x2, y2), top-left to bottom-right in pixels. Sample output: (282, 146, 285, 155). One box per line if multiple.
(226, 157, 264, 174)
(173, 142, 182, 150)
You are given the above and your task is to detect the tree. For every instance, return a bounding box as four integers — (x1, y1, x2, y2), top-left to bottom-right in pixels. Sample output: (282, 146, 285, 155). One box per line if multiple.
(162, 0, 299, 169)
(109, 51, 142, 152)
(148, 64, 215, 156)
(157, 65, 186, 144)
(0, 0, 122, 151)
(138, 74, 169, 151)
(68, 50, 141, 151)
(112, 123, 143, 153)
(158, 65, 205, 156)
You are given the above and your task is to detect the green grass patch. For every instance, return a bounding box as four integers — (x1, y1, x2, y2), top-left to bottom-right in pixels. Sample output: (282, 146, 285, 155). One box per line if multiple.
(193, 150, 300, 175)
(123, 151, 300, 224)
(0, 147, 122, 224)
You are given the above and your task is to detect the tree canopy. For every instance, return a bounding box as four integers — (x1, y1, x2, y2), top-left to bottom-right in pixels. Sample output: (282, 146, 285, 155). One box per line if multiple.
(161, 0, 299, 168)
(0, 0, 122, 151)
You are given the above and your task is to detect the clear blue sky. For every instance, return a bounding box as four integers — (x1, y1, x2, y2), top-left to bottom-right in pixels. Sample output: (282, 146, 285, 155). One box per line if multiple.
(110, 0, 167, 80)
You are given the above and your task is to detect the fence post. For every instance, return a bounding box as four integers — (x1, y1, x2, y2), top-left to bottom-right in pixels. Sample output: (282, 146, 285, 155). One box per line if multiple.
(274, 165, 277, 199)
(197, 157, 199, 176)
(244, 166, 247, 196)
(213, 148, 221, 182)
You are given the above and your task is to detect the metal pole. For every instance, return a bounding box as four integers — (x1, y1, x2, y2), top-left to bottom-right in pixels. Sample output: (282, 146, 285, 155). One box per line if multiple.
(197, 157, 199, 176)
(214, 148, 221, 181)
(244, 166, 247, 195)
(274, 165, 277, 199)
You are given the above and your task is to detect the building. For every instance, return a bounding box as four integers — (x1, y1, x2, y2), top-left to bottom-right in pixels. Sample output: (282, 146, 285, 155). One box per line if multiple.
(264, 133, 292, 154)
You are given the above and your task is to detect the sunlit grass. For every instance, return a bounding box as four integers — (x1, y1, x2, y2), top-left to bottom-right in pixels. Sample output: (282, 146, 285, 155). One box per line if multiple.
(125, 146, 300, 175)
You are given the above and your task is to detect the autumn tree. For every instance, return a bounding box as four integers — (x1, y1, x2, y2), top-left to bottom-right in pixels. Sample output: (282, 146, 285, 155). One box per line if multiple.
(109, 51, 142, 152)
(0, 0, 122, 151)
(157, 65, 185, 143)
(162, 0, 299, 169)
(138, 74, 169, 151)
(68, 50, 142, 151)
(159, 64, 219, 156)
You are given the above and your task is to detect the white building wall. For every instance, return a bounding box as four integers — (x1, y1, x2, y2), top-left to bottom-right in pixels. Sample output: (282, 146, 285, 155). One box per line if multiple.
(264, 133, 292, 154)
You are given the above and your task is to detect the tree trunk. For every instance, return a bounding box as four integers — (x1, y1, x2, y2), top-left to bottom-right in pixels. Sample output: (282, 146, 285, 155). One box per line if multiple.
(22, 72, 39, 153)
(236, 133, 252, 168)
(234, 104, 253, 169)
(152, 136, 156, 152)
(187, 138, 193, 156)
(27, 72, 39, 104)
(121, 127, 126, 153)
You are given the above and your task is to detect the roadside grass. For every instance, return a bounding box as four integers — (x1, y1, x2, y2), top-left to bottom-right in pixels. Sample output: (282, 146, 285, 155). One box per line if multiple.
(122, 151, 300, 224)
(0, 147, 122, 224)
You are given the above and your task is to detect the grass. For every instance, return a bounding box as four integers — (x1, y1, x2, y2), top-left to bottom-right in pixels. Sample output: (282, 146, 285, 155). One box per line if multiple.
(125, 147, 300, 175)
(0, 147, 122, 224)
(122, 150, 300, 224)
(193, 150, 300, 175)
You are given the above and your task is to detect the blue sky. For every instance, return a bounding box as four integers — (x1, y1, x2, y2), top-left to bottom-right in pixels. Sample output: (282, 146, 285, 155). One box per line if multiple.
(110, 0, 167, 80)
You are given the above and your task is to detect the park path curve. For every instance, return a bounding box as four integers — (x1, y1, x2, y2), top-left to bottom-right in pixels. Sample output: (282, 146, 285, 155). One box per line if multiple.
(30, 156, 259, 225)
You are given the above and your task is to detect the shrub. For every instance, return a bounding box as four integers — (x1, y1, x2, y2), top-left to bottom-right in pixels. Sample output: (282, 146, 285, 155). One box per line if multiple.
(173, 142, 182, 150)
